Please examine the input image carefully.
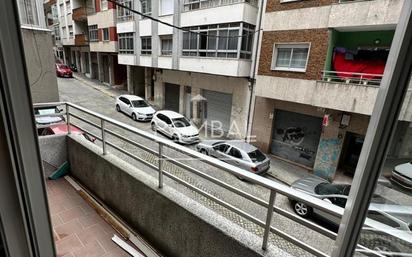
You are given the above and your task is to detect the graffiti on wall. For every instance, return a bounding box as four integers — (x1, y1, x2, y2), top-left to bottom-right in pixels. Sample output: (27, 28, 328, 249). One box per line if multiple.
(313, 138, 343, 180)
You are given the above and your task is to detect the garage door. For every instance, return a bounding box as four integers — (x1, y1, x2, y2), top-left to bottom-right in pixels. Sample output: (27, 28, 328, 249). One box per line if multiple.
(203, 90, 232, 133)
(271, 110, 322, 167)
(164, 83, 180, 112)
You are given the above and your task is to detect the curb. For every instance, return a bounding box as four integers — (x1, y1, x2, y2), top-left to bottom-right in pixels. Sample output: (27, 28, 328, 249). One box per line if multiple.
(73, 74, 117, 99)
(266, 171, 292, 186)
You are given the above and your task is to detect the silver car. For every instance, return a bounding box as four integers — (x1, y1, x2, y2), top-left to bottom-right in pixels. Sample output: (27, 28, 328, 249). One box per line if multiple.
(196, 140, 270, 175)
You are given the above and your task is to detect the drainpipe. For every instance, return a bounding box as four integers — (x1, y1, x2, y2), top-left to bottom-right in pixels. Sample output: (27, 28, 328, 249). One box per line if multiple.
(245, 0, 265, 142)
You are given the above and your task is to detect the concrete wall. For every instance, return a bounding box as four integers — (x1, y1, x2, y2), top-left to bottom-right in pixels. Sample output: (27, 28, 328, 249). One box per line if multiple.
(154, 69, 250, 138)
(21, 28, 59, 103)
(38, 135, 67, 177)
(67, 136, 280, 257)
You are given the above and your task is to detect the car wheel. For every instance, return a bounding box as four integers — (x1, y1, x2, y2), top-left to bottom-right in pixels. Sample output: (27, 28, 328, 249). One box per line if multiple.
(200, 149, 208, 155)
(151, 122, 156, 131)
(293, 201, 312, 218)
(172, 134, 179, 142)
(132, 113, 137, 121)
(116, 105, 120, 112)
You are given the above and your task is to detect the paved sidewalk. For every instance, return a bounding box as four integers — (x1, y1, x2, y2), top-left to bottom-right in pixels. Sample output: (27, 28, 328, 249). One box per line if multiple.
(73, 73, 128, 99)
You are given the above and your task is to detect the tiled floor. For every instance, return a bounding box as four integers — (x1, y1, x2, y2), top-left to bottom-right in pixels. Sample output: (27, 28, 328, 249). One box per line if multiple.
(46, 178, 131, 257)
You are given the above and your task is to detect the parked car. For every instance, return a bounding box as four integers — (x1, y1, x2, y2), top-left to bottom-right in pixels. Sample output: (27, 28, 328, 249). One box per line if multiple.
(391, 161, 412, 189)
(34, 106, 65, 126)
(116, 95, 156, 121)
(151, 110, 199, 144)
(196, 140, 270, 175)
(37, 124, 95, 142)
(55, 63, 73, 77)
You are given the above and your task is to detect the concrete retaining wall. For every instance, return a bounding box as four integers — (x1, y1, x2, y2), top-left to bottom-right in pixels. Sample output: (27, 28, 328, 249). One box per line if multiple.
(67, 135, 281, 257)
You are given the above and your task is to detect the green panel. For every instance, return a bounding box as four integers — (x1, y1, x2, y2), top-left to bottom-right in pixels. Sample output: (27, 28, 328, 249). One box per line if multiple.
(324, 29, 338, 71)
(335, 30, 395, 49)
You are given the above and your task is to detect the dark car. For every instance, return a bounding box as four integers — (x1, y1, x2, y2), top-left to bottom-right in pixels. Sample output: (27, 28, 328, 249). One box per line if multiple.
(56, 63, 73, 77)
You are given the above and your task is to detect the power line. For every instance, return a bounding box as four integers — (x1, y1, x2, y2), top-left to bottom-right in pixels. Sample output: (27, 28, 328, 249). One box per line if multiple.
(107, 0, 261, 39)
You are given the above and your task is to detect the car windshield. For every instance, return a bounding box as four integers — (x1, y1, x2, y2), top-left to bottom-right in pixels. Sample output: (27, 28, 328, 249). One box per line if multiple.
(173, 117, 191, 128)
(248, 150, 266, 163)
(132, 100, 148, 108)
(36, 108, 58, 115)
(315, 183, 351, 196)
(58, 64, 69, 69)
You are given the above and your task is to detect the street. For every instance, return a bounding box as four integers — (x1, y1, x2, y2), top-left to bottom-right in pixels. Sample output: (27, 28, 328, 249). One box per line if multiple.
(58, 76, 336, 256)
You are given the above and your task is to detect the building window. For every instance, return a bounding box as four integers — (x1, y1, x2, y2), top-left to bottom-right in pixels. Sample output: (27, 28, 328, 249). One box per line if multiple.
(18, 0, 40, 25)
(159, 0, 173, 16)
(62, 26, 67, 39)
(141, 0, 151, 15)
(117, 0, 133, 21)
(59, 3, 64, 17)
(89, 25, 98, 42)
(68, 25, 73, 38)
(103, 28, 109, 41)
(119, 33, 134, 54)
(271, 43, 310, 72)
(161, 36, 172, 56)
(182, 23, 254, 59)
(66, 1, 71, 14)
(101, 0, 108, 10)
(240, 23, 254, 59)
(54, 25, 60, 40)
(141, 37, 152, 55)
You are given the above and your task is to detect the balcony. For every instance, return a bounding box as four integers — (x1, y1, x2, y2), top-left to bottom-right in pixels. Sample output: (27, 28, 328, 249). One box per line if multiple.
(320, 70, 383, 86)
(74, 34, 88, 46)
(72, 7, 87, 22)
(183, 0, 257, 12)
(34, 102, 412, 257)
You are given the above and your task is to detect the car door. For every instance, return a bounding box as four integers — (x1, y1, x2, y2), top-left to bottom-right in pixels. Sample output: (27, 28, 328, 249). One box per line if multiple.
(211, 143, 230, 160)
(123, 98, 132, 115)
(226, 146, 246, 168)
(314, 195, 347, 225)
(163, 116, 174, 137)
(156, 114, 168, 134)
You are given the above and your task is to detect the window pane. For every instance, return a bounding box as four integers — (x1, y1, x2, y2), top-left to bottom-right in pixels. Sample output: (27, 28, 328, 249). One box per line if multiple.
(228, 30, 238, 50)
(207, 31, 217, 50)
(189, 32, 197, 50)
(183, 32, 189, 49)
(276, 48, 291, 68)
(290, 48, 308, 69)
(218, 30, 228, 50)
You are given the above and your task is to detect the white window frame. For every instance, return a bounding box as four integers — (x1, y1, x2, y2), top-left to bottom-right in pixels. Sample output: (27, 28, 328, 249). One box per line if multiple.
(68, 25, 73, 38)
(159, 0, 174, 16)
(66, 1, 71, 14)
(271, 43, 311, 72)
(101, 0, 108, 11)
(160, 36, 173, 56)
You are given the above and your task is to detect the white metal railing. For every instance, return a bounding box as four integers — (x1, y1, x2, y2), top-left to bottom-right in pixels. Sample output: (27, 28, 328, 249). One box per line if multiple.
(183, 0, 257, 12)
(34, 102, 410, 257)
(321, 70, 384, 86)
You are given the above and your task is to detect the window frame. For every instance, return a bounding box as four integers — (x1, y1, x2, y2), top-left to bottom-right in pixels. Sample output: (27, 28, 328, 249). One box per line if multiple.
(68, 25, 73, 38)
(141, 0, 152, 15)
(101, 0, 108, 11)
(88, 25, 98, 42)
(160, 36, 173, 56)
(271, 43, 311, 72)
(141, 36, 152, 55)
(117, 0, 134, 21)
(102, 28, 109, 41)
(118, 33, 134, 54)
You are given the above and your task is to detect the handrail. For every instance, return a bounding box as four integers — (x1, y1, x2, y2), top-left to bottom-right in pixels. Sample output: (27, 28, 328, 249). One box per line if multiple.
(321, 70, 383, 86)
(34, 102, 405, 256)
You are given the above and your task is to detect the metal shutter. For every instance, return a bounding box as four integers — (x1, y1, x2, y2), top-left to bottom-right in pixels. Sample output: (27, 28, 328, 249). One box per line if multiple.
(203, 90, 232, 133)
(164, 83, 180, 112)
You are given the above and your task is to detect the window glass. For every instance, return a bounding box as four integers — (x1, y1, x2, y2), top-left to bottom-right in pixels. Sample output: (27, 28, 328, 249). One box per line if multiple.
(89, 25, 98, 42)
(119, 33, 134, 54)
(103, 28, 109, 41)
(161, 37, 173, 55)
(141, 0, 151, 15)
(141, 37, 152, 55)
(248, 150, 266, 163)
(132, 100, 148, 108)
(173, 117, 191, 128)
(228, 147, 242, 159)
(117, 0, 133, 21)
(275, 48, 292, 68)
(273, 44, 310, 71)
(215, 144, 229, 153)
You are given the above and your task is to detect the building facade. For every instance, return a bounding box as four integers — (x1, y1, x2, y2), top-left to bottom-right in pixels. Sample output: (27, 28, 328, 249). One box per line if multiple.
(117, 0, 260, 138)
(251, 0, 412, 180)
(18, 0, 59, 103)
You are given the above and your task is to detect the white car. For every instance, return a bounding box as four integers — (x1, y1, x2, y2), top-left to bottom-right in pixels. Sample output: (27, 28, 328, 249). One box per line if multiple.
(391, 161, 412, 189)
(151, 110, 200, 144)
(115, 95, 156, 121)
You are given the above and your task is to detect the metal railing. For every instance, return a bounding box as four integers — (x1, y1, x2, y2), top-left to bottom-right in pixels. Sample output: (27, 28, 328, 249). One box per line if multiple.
(321, 70, 383, 86)
(34, 102, 407, 257)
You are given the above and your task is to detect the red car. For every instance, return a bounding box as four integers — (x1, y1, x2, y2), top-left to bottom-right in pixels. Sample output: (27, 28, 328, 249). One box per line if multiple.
(56, 63, 73, 78)
(38, 124, 95, 142)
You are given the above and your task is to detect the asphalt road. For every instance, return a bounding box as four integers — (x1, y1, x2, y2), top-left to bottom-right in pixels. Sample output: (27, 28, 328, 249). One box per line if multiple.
(57, 76, 337, 256)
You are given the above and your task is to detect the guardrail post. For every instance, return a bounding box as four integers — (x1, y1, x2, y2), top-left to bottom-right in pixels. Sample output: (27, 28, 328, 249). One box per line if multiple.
(66, 104, 71, 134)
(262, 190, 276, 250)
(158, 143, 163, 188)
(101, 119, 106, 155)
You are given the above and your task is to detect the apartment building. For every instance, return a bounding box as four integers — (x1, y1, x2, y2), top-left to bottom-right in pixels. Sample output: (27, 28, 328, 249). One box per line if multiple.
(18, 0, 59, 103)
(53, 0, 92, 75)
(87, 0, 127, 86)
(116, 0, 259, 138)
(251, 0, 411, 180)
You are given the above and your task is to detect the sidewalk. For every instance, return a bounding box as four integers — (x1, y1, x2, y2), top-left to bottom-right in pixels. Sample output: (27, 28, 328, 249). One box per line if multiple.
(266, 157, 313, 185)
(73, 73, 128, 99)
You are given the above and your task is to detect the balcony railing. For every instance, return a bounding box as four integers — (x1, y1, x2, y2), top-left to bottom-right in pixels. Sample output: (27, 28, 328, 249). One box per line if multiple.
(72, 7, 87, 22)
(321, 70, 383, 86)
(34, 102, 412, 257)
(183, 0, 257, 12)
(74, 34, 88, 46)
